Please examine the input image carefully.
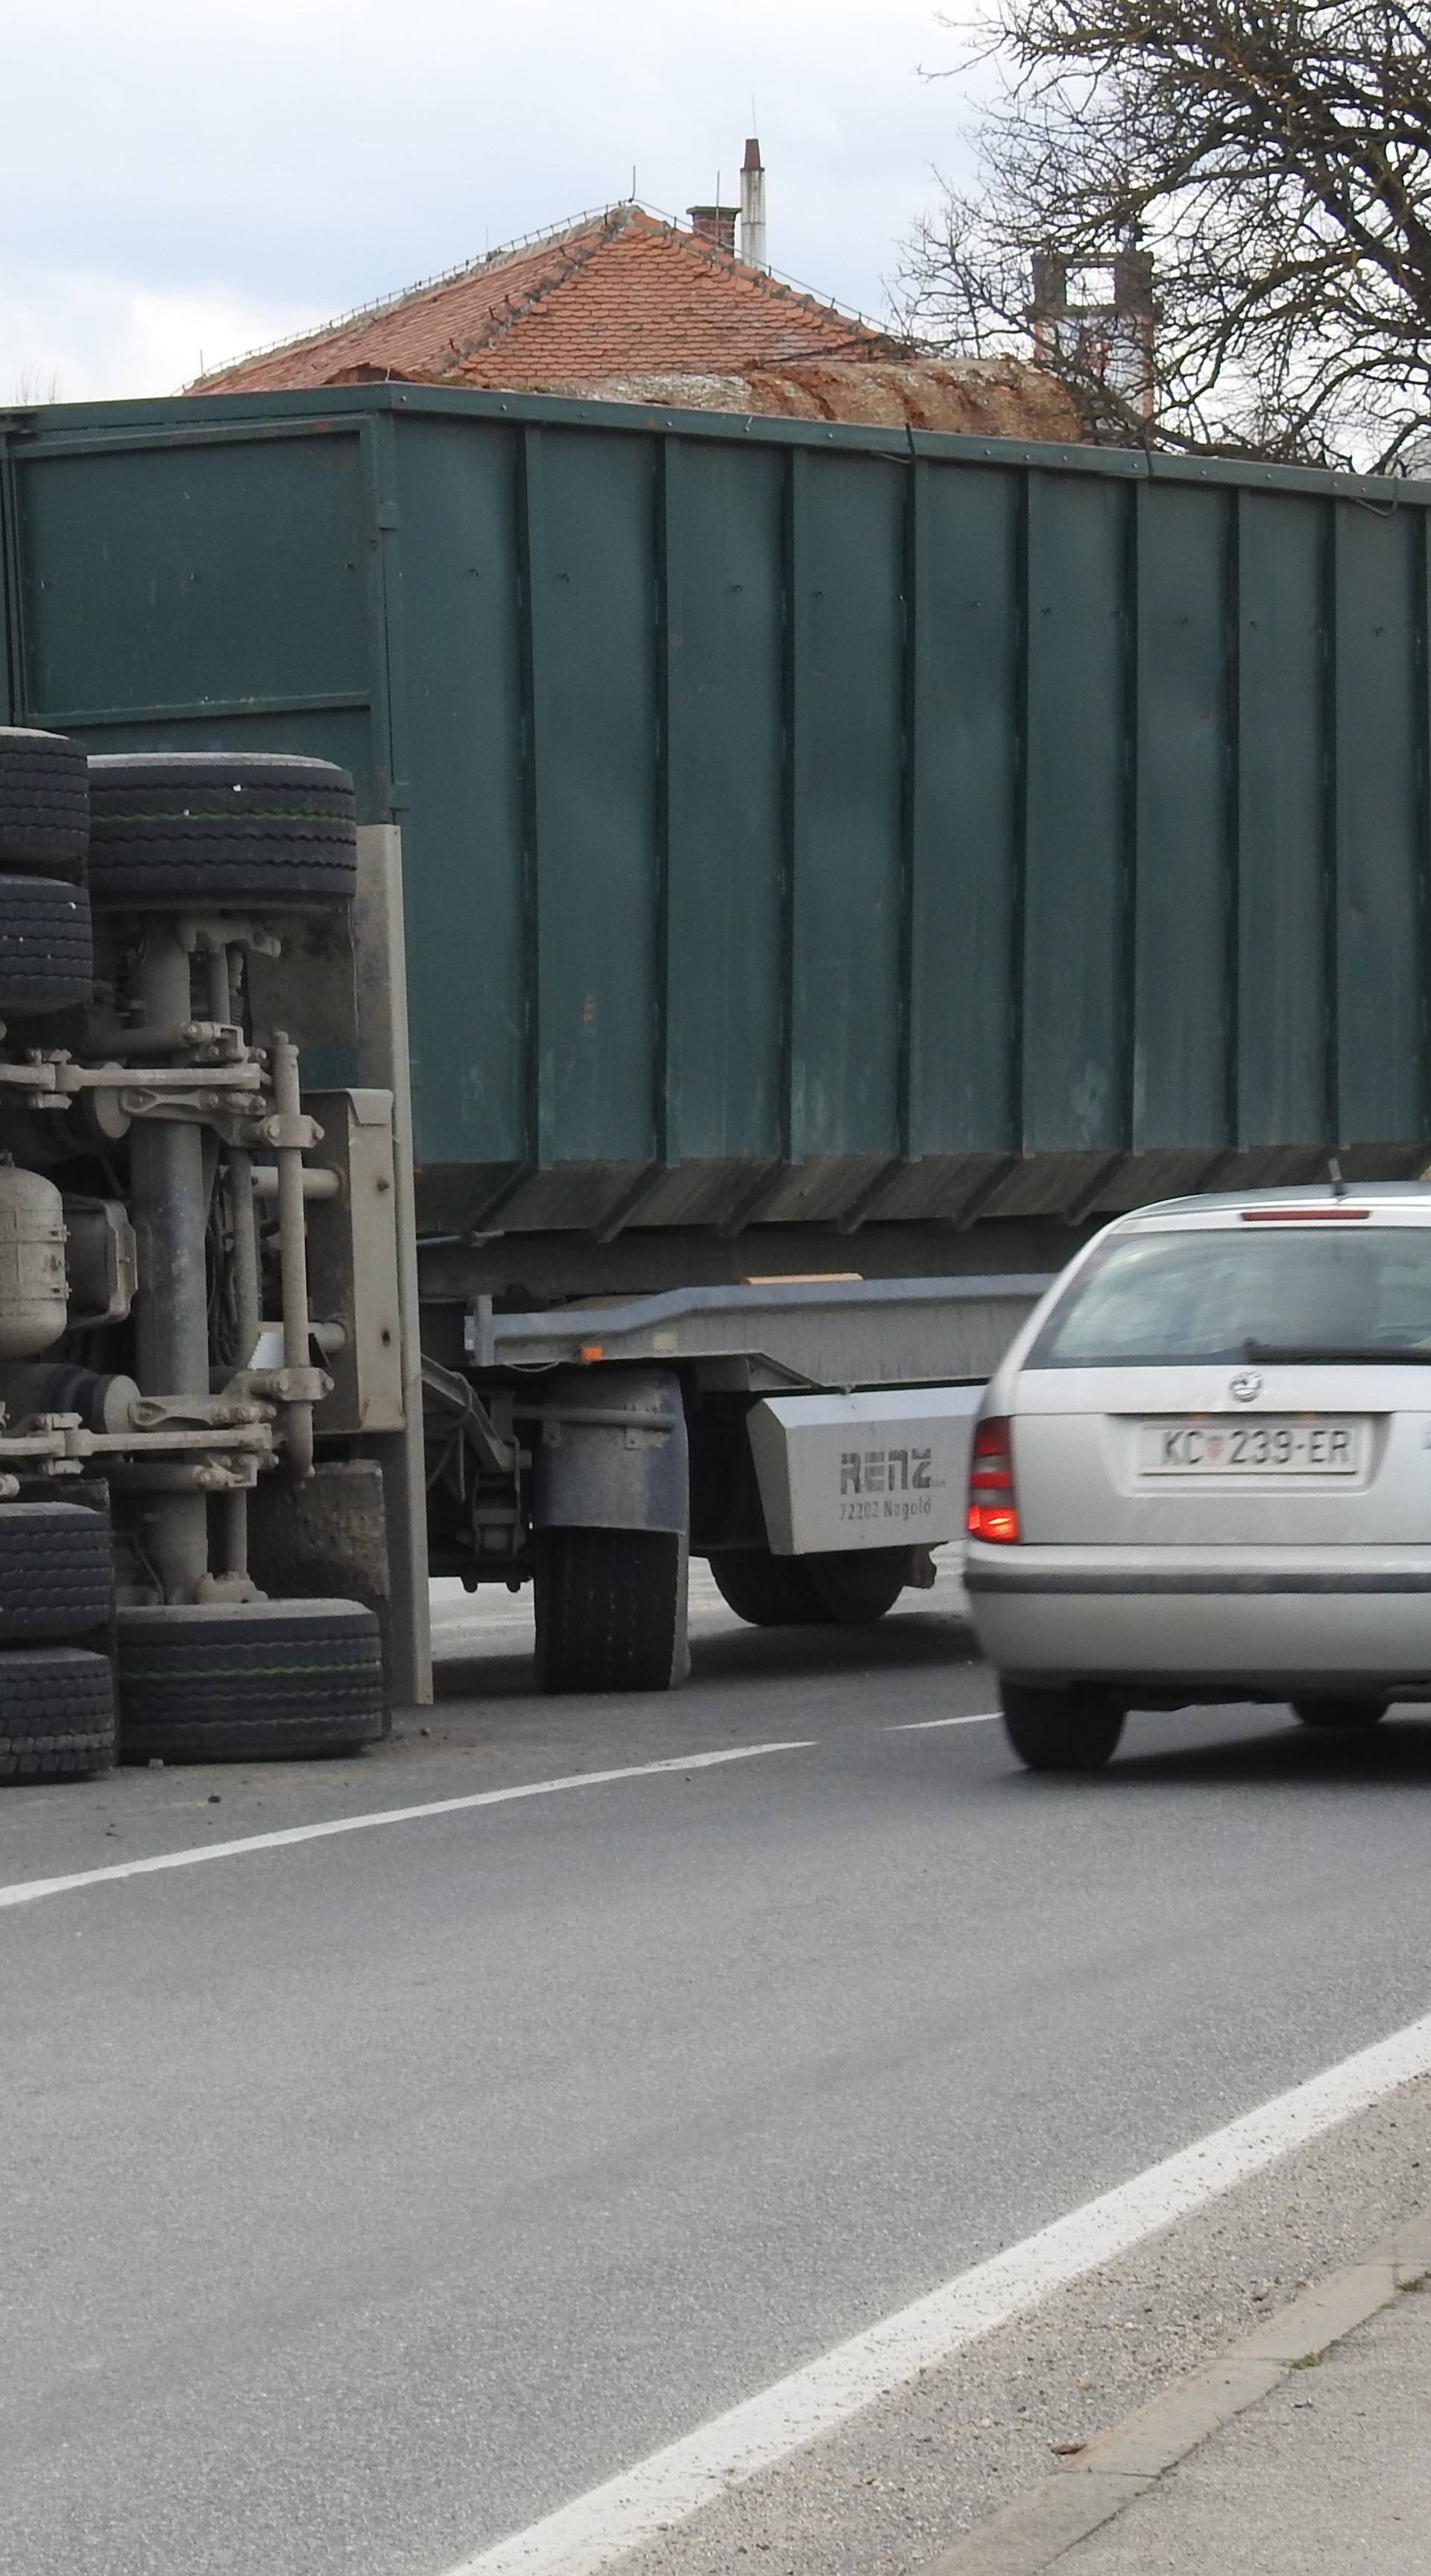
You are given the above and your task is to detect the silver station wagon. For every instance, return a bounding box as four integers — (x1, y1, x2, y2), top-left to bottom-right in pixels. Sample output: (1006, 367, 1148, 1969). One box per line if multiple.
(966, 1185, 1431, 1771)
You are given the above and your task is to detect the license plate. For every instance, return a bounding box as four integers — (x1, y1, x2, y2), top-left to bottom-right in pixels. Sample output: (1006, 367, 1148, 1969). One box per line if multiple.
(1139, 1418, 1367, 1476)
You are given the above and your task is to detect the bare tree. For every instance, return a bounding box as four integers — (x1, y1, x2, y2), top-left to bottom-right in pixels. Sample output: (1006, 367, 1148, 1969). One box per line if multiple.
(901, 1, 1431, 470)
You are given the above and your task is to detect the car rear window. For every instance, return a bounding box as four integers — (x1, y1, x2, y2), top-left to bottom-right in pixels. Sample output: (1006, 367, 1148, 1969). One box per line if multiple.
(1026, 1225, 1431, 1368)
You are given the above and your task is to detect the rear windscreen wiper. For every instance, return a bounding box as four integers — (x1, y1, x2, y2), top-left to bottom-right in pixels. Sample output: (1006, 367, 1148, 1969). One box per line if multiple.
(1242, 1340, 1431, 1364)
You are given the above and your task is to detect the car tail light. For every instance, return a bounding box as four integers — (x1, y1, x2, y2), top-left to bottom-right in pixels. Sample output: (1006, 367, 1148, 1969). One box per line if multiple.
(967, 1415, 1020, 1544)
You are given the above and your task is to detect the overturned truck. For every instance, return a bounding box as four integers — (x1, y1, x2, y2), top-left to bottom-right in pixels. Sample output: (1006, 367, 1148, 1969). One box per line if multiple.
(1, 385, 1427, 1767)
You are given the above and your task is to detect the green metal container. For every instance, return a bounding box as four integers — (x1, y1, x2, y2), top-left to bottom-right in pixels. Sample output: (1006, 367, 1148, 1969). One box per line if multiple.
(4, 386, 1430, 1239)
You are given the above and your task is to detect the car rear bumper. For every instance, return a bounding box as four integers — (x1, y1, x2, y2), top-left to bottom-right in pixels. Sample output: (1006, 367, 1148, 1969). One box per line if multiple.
(966, 1544, 1431, 1690)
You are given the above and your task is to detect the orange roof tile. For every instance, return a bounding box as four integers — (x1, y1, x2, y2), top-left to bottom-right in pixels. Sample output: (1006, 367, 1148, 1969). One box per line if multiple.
(192, 204, 903, 396)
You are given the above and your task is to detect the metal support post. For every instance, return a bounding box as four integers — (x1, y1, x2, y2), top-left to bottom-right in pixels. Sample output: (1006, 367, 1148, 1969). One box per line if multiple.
(352, 825, 432, 1704)
(271, 1032, 316, 1481)
(130, 920, 211, 1600)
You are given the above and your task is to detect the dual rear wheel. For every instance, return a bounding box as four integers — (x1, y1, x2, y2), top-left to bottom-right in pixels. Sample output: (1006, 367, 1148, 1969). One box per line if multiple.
(0, 1502, 116, 1781)
(710, 1545, 911, 1628)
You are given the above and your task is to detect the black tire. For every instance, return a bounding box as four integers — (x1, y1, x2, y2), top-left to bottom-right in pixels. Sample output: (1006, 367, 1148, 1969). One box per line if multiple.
(535, 1527, 686, 1691)
(86, 754, 358, 908)
(0, 1647, 116, 1781)
(806, 1547, 909, 1623)
(0, 729, 88, 880)
(710, 1544, 909, 1626)
(1291, 1698, 1389, 1729)
(709, 1547, 826, 1626)
(117, 1598, 385, 1763)
(1001, 1680, 1125, 1772)
(0, 1503, 113, 1642)
(0, 874, 93, 1011)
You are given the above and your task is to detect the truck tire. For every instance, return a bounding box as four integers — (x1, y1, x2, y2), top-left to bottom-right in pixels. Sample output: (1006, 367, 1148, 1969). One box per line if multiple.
(535, 1527, 686, 1692)
(117, 1598, 384, 1763)
(0, 1503, 113, 1641)
(806, 1547, 910, 1623)
(86, 753, 358, 908)
(710, 1548, 826, 1626)
(0, 728, 89, 880)
(0, 875, 93, 1011)
(0, 1647, 116, 1779)
(710, 1544, 909, 1626)
(1001, 1681, 1124, 1772)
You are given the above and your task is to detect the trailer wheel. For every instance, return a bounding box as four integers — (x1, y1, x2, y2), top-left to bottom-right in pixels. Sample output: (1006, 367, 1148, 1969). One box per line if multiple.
(709, 1548, 826, 1626)
(0, 728, 89, 880)
(117, 1598, 384, 1763)
(0, 1647, 116, 1781)
(535, 1527, 686, 1693)
(0, 875, 93, 1011)
(806, 1547, 910, 1623)
(0, 1503, 113, 1641)
(710, 1544, 909, 1626)
(86, 753, 357, 908)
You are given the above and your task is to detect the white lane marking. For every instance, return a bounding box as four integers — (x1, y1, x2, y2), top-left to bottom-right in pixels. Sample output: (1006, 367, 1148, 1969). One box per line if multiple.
(885, 1712, 999, 1732)
(449, 2006, 1431, 2576)
(0, 1742, 815, 1914)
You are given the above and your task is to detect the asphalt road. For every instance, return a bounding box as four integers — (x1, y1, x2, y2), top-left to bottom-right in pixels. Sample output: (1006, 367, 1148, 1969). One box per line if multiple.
(4, 1562, 1431, 2576)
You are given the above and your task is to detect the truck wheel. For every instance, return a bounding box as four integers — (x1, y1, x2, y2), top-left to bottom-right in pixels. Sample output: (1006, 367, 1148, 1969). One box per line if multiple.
(710, 1545, 909, 1626)
(709, 1547, 825, 1626)
(1291, 1697, 1388, 1729)
(0, 1647, 116, 1780)
(0, 1503, 113, 1641)
(806, 1547, 909, 1623)
(0, 728, 89, 880)
(0, 875, 93, 1011)
(1001, 1681, 1124, 1772)
(117, 1599, 385, 1763)
(86, 753, 357, 908)
(535, 1528, 686, 1692)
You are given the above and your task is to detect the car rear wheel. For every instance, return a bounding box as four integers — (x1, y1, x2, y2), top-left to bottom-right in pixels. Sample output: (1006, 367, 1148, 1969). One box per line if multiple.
(1290, 1697, 1388, 1729)
(1001, 1681, 1125, 1772)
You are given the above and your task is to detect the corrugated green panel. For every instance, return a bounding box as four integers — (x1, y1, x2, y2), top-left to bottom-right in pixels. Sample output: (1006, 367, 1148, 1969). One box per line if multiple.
(788, 450, 905, 1158)
(662, 440, 786, 1161)
(525, 426, 660, 1167)
(1132, 482, 1231, 1147)
(10, 388, 1431, 1219)
(13, 430, 370, 736)
(390, 417, 527, 1169)
(1331, 505, 1424, 1144)
(1235, 492, 1328, 1143)
(907, 462, 1022, 1155)
(1022, 472, 1129, 1151)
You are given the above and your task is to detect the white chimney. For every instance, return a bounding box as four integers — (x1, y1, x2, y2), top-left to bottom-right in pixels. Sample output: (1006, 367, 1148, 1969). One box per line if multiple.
(740, 136, 767, 271)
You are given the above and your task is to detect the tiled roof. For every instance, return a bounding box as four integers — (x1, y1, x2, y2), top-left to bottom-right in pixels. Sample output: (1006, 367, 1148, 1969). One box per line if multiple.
(192, 204, 903, 396)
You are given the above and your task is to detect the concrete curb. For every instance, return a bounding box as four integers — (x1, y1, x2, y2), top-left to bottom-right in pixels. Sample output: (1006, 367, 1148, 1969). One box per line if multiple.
(914, 2208, 1431, 2576)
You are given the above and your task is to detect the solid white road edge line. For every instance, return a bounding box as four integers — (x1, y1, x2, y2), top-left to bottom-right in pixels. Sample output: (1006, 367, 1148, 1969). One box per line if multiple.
(0, 1742, 815, 1913)
(449, 2004, 1431, 2576)
(885, 1713, 999, 1731)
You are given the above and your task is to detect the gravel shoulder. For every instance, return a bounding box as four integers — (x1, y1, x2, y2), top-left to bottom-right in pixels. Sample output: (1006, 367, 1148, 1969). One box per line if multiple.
(615, 2074, 1431, 2576)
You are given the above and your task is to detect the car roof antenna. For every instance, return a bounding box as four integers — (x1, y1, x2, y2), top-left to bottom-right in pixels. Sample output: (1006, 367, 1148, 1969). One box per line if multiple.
(1327, 1155, 1346, 1199)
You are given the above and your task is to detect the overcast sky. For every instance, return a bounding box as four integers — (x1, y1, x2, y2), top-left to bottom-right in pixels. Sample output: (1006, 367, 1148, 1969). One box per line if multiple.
(1, 0, 975, 405)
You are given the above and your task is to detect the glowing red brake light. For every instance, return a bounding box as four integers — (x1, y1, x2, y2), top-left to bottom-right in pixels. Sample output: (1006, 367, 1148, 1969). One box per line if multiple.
(967, 1415, 1020, 1544)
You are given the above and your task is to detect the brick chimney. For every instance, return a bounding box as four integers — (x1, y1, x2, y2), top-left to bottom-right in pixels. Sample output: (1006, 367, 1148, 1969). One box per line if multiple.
(687, 204, 738, 255)
(740, 137, 767, 271)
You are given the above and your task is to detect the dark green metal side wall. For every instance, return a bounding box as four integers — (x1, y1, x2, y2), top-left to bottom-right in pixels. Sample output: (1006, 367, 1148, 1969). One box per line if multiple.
(2, 386, 1429, 1238)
